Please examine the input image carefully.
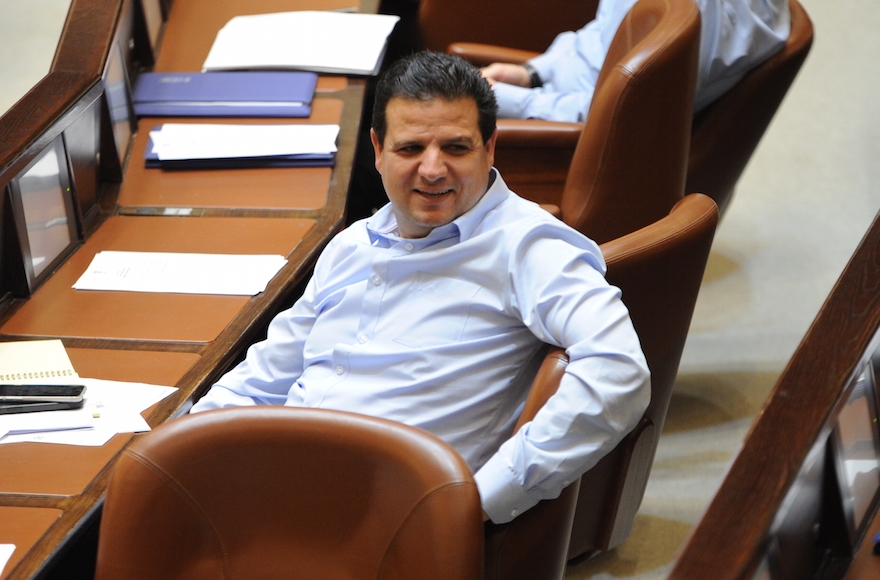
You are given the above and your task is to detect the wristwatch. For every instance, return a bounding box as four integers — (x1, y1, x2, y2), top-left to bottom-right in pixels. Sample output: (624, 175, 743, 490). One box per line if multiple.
(522, 63, 543, 88)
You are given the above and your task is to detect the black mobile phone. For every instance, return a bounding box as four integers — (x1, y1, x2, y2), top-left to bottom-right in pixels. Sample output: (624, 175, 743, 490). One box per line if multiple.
(0, 400, 85, 415)
(0, 384, 86, 404)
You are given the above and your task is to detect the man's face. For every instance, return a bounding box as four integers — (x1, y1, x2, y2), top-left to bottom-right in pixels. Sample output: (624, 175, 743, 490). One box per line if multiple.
(371, 97, 497, 239)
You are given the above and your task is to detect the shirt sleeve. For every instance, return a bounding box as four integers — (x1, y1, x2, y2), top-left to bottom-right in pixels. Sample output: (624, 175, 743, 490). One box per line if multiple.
(474, 223, 651, 523)
(491, 0, 639, 124)
(190, 281, 318, 412)
(190, 235, 341, 413)
(493, 82, 594, 123)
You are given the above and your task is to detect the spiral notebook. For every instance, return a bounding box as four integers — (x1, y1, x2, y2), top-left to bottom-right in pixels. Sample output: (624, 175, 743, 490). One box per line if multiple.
(0, 340, 79, 384)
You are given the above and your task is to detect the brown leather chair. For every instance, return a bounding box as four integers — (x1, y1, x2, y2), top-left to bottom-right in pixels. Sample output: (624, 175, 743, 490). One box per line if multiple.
(453, 0, 701, 245)
(453, 0, 813, 220)
(485, 193, 718, 576)
(685, 0, 813, 215)
(94, 407, 484, 580)
(414, 0, 599, 55)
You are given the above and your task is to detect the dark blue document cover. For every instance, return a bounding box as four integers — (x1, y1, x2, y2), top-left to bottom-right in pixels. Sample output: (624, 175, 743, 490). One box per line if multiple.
(133, 71, 318, 117)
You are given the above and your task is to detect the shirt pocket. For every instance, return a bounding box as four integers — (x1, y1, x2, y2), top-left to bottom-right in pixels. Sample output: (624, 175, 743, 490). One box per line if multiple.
(392, 273, 482, 349)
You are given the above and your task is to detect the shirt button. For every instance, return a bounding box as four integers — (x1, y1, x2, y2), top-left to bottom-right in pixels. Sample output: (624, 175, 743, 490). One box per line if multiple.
(335, 365, 344, 375)
(510, 509, 519, 517)
(563, 480, 571, 487)
(357, 334, 367, 344)
(372, 276, 382, 286)
(404, 242, 414, 251)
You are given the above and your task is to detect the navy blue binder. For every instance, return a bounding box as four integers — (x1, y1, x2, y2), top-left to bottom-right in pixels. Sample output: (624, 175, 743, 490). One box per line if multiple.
(133, 71, 318, 118)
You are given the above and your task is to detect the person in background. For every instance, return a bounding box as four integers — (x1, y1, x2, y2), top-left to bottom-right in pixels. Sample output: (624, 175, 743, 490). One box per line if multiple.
(191, 51, 650, 524)
(481, 0, 791, 122)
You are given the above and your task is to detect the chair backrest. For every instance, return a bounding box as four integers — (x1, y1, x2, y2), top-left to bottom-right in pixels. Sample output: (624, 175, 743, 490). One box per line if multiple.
(95, 407, 484, 580)
(417, 0, 599, 55)
(568, 192, 718, 558)
(483, 193, 718, 577)
(685, 0, 813, 216)
(561, 0, 700, 245)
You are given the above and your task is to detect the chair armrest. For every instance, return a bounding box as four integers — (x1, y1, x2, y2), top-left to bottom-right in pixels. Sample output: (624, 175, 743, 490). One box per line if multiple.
(496, 119, 583, 149)
(448, 42, 541, 67)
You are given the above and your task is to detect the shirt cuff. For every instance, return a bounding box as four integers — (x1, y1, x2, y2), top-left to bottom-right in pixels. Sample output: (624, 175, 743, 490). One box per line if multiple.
(474, 452, 541, 523)
(190, 385, 260, 413)
(492, 83, 537, 119)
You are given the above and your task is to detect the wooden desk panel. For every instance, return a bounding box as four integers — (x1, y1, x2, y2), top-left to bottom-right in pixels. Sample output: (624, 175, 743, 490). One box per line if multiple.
(0, 216, 314, 342)
(66, 348, 201, 388)
(117, 99, 344, 211)
(0, 349, 200, 496)
(156, 0, 358, 73)
(0, 507, 62, 580)
(0, 439, 131, 496)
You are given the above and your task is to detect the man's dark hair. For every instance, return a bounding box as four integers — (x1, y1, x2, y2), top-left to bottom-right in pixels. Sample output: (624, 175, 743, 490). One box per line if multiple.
(372, 51, 498, 145)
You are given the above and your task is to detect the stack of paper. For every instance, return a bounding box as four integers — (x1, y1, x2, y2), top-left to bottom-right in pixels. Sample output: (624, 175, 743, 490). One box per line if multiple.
(73, 251, 288, 296)
(133, 71, 319, 118)
(0, 378, 178, 447)
(146, 123, 339, 169)
(202, 11, 400, 75)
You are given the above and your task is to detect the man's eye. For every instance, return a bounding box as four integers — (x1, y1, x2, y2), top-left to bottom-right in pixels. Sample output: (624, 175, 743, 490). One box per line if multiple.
(445, 144, 470, 154)
(397, 145, 422, 154)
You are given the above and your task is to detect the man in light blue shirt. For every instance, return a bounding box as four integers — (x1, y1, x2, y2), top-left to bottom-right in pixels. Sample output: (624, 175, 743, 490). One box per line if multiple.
(482, 0, 791, 122)
(192, 51, 650, 524)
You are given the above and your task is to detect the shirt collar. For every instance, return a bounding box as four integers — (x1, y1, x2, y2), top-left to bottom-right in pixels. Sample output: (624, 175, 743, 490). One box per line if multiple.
(365, 169, 508, 246)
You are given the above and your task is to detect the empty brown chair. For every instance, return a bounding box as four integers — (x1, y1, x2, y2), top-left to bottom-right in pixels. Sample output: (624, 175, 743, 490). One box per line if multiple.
(685, 0, 813, 215)
(95, 407, 483, 580)
(452, 0, 701, 245)
(485, 193, 719, 576)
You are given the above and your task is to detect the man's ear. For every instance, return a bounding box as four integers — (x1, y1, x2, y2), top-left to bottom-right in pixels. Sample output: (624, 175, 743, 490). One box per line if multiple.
(370, 128, 383, 172)
(484, 128, 498, 167)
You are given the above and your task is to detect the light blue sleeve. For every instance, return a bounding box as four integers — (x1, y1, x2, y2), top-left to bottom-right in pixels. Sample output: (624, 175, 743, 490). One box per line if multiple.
(474, 223, 650, 523)
(190, 281, 318, 412)
(190, 235, 347, 412)
(494, 82, 594, 123)
(491, 0, 639, 123)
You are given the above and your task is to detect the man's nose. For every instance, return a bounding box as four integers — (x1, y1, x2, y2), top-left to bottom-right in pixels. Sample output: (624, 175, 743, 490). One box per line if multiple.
(418, 147, 446, 182)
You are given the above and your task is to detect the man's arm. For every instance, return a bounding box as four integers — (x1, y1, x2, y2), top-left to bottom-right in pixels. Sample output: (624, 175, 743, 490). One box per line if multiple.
(190, 282, 319, 412)
(190, 228, 354, 413)
(475, 223, 650, 523)
(492, 82, 594, 122)
(480, 63, 532, 88)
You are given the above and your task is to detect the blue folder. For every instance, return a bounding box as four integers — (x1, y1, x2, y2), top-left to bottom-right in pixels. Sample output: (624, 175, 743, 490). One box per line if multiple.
(133, 71, 318, 118)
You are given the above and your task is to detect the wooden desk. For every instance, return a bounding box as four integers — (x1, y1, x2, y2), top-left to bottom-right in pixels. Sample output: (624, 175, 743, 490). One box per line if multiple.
(1, 216, 315, 342)
(0, 508, 62, 579)
(0, 0, 379, 577)
(117, 100, 344, 212)
(0, 349, 200, 580)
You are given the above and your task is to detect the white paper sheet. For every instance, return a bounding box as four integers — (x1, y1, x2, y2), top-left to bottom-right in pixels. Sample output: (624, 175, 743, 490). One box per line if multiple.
(0, 545, 14, 577)
(72, 251, 287, 295)
(0, 378, 177, 447)
(149, 123, 339, 161)
(202, 11, 399, 75)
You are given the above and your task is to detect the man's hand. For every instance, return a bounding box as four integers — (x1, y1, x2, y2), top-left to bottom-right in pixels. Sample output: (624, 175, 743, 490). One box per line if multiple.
(480, 63, 531, 88)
